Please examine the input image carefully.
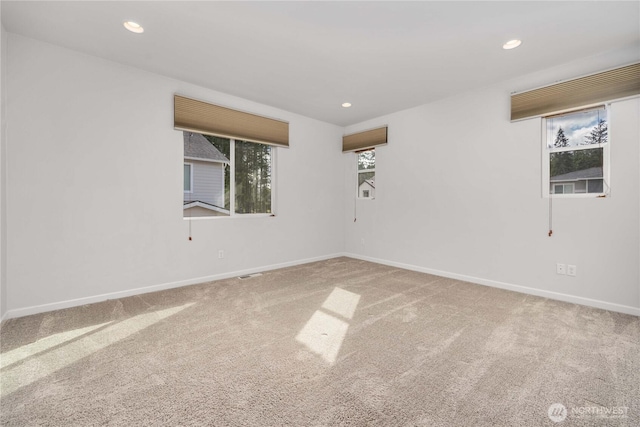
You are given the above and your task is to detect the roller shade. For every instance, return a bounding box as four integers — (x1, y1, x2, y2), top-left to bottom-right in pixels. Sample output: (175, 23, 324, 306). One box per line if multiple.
(511, 63, 640, 121)
(343, 126, 388, 152)
(174, 95, 289, 147)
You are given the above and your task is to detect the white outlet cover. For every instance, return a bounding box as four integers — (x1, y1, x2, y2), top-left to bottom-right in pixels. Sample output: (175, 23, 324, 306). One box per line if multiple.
(556, 263, 566, 275)
(568, 265, 577, 276)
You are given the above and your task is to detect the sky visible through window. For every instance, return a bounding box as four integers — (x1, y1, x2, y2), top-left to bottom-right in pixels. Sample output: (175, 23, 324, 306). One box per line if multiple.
(546, 107, 607, 148)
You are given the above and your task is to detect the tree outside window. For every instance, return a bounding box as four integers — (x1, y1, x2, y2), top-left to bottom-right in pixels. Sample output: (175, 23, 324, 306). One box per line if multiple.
(205, 135, 272, 214)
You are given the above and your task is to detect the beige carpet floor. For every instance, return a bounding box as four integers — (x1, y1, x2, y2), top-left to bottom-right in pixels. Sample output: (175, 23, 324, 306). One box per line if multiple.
(1, 257, 638, 426)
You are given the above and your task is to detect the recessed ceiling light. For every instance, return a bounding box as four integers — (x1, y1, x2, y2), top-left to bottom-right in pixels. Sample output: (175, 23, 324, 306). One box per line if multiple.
(124, 21, 144, 34)
(503, 39, 522, 50)
(342, 102, 352, 108)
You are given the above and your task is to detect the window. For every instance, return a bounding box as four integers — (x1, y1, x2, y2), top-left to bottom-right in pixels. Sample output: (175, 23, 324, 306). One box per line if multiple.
(183, 163, 192, 193)
(543, 106, 609, 197)
(357, 149, 375, 199)
(553, 183, 574, 195)
(183, 131, 273, 218)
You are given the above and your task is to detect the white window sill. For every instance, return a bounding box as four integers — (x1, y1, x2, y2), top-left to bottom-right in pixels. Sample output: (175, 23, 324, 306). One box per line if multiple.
(545, 194, 607, 199)
(183, 213, 275, 220)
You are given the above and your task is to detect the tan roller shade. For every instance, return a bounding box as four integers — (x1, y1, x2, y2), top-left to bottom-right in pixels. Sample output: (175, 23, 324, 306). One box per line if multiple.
(511, 63, 640, 121)
(342, 126, 388, 152)
(174, 95, 289, 147)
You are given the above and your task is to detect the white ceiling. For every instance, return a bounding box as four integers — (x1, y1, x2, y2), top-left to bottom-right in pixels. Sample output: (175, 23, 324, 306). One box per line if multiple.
(2, 1, 639, 126)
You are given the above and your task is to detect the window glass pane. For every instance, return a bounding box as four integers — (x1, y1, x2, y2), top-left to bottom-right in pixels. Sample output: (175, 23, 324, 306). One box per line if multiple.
(358, 171, 375, 198)
(563, 184, 574, 194)
(235, 140, 272, 214)
(206, 135, 231, 211)
(358, 150, 375, 170)
(546, 107, 608, 149)
(587, 179, 604, 194)
(550, 148, 603, 182)
(183, 132, 230, 218)
(554, 184, 564, 194)
(183, 164, 191, 191)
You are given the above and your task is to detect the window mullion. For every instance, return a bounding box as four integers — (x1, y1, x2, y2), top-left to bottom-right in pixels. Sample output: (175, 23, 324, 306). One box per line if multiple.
(549, 145, 604, 154)
(230, 139, 236, 216)
(270, 147, 276, 215)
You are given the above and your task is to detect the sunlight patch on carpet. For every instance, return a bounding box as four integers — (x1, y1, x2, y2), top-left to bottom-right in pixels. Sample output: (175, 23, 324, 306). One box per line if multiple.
(296, 287, 360, 364)
(321, 287, 361, 320)
(0, 303, 195, 397)
(1, 321, 112, 369)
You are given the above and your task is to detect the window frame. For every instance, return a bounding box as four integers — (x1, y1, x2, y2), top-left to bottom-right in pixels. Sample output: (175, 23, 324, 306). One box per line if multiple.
(183, 162, 193, 194)
(356, 149, 375, 200)
(541, 104, 610, 199)
(183, 136, 276, 220)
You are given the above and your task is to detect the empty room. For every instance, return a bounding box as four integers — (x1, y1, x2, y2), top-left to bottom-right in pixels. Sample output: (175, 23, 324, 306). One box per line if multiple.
(0, 1, 639, 426)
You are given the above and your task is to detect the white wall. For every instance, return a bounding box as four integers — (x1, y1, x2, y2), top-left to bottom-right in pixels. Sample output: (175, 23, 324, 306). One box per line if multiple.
(4, 33, 639, 319)
(344, 48, 640, 315)
(0, 20, 7, 320)
(4, 34, 345, 317)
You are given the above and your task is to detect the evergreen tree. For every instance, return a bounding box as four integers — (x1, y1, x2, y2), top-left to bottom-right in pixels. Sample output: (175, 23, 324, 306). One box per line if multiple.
(550, 127, 573, 177)
(569, 119, 607, 177)
(554, 127, 569, 148)
(584, 119, 608, 145)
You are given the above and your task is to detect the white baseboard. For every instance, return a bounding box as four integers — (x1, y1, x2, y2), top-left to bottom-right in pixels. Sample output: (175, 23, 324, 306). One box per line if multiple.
(344, 253, 640, 317)
(4, 252, 638, 321)
(2, 253, 344, 321)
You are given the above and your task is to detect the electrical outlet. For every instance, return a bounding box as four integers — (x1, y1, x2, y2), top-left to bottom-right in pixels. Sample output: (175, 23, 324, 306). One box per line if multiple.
(218, 250, 224, 259)
(568, 265, 577, 276)
(556, 263, 566, 275)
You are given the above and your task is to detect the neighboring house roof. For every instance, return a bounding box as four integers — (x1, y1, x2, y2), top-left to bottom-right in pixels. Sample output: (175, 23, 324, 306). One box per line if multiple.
(550, 167, 603, 182)
(360, 176, 375, 189)
(184, 200, 230, 215)
(184, 132, 229, 163)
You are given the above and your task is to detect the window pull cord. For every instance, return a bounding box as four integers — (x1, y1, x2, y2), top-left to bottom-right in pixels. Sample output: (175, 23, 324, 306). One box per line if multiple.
(354, 196, 357, 222)
(188, 138, 193, 241)
(548, 193, 553, 237)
